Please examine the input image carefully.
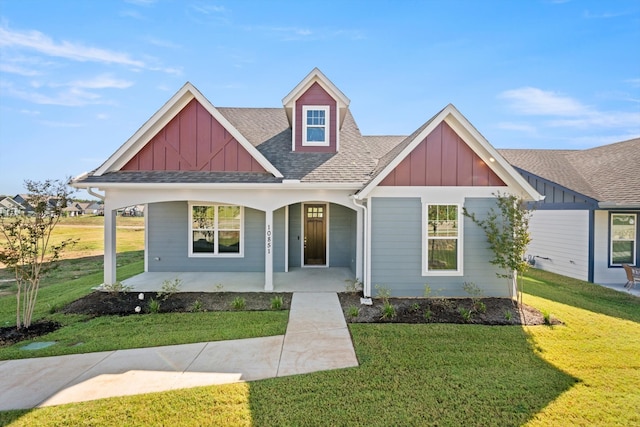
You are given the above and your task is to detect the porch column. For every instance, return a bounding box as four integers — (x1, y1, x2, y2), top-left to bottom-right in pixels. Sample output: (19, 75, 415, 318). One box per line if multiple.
(104, 205, 117, 285)
(265, 209, 274, 291)
(355, 207, 363, 281)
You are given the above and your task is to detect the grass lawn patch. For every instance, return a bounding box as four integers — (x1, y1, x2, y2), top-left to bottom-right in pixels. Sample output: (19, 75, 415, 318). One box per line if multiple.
(0, 310, 288, 360)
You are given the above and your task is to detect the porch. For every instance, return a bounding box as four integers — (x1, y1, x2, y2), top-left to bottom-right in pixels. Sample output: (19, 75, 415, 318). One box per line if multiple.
(120, 267, 355, 293)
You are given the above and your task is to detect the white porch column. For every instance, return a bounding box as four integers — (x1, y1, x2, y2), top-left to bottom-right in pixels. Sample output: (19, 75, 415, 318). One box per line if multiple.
(104, 205, 117, 285)
(355, 207, 363, 281)
(265, 209, 274, 291)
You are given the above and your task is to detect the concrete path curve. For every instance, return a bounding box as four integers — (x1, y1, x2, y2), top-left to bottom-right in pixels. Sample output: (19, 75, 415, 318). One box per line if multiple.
(0, 292, 358, 411)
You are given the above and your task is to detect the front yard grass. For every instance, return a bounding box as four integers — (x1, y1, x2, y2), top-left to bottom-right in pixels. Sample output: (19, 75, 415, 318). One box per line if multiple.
(1, 269, 638, 426)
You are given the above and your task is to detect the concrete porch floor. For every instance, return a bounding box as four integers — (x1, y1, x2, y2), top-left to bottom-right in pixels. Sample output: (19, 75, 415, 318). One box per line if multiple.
(120, 267, 355, 293)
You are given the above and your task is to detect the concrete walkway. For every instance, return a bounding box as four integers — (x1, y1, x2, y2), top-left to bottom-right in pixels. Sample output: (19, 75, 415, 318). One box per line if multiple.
(0, 292, 358, 411)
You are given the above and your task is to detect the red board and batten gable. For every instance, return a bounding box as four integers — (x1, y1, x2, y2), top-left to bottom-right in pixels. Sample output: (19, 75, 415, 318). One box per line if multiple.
(294, 82, 337, 153)
(121, 99, 267, 173)
(380, 122, 505, 186)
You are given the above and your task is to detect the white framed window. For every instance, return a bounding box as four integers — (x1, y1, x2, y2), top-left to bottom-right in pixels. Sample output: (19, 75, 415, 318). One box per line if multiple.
(189, 203, 243, 257)
(423, 204, 463, 276)
(610, 213, 636, 266)
(302, 105, 330, 146)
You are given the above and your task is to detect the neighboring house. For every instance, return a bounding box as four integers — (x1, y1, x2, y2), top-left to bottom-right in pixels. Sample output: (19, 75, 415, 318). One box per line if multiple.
(87, 202, 104, 215)
(63, 202, 84, 217)
(13, 194, 61, 215)
(0, 196, 25, 216)
(500, 138, 640, 285)
(71, 68, 541, 297)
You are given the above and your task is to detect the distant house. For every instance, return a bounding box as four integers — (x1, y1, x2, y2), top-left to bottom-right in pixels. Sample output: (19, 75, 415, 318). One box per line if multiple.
(500, 138, 640, 285)
(0, 196, 25, 217)
(71, 68, 542, 297)
(13, 194, 61, 215)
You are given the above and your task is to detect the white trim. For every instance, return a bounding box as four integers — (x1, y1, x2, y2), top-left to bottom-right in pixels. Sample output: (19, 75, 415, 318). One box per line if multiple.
(188, 202, 245, 258)
(265, 209, 274, 291)
(282, 68, 350, 107)
(301, 202, 330, 267)
(94, 82, 283, 178)
(291, 104, 296, 152)
(302, 105, 330, 146)
(144, 204, 149, 273)
(72, 182, 364, 191)
(357, 104, 542, 202)
(422, 203, 464, 277)
(284, 205, 289, 272)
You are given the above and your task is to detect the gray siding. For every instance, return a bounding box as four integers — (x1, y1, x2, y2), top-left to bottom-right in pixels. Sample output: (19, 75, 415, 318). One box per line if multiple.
(329, 203, 357, 272)
(147, 202, 265, 272)
(370, 197, 506, 297)
(288, 203, 302, 268)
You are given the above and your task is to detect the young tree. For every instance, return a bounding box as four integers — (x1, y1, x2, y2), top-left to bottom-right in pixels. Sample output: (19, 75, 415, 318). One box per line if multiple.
(462, 192, 533, 305)
(0, 179, 76, 329)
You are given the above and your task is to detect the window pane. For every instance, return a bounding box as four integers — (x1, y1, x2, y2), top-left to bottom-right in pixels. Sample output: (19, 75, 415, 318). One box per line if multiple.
(612, 241, 633, 264)
(307, 127, 325, 142)
(192, 206, 215, 229)
(307, 110, 325, 125)
(428, 239, 458, 270)
(218, 206, 241, 229)
(428, 205, 458, 237)
(612, 214, 636, 240)
(219, 231, 240, 253)
(193, 231, 215, 253)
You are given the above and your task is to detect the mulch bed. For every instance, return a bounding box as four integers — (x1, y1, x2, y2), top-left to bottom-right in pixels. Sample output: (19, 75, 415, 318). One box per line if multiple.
(1, 291, 553, 347)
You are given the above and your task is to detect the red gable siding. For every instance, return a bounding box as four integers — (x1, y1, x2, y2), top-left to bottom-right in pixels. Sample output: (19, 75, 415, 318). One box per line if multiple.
(294, 82, 337, 152)
(380, 122, 505, 186)
(121, 99, 266, 172)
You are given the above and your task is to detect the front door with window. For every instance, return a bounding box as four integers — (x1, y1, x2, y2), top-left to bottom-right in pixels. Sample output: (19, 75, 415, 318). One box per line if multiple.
(304, 204, 327, 265)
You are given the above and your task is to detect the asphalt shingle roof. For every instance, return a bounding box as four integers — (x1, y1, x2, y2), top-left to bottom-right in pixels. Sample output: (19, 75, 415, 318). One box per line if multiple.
(499, 137, 640, 205)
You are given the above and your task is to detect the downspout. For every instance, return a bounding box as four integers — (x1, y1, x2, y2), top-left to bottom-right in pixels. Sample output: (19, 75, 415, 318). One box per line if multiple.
(87, 188, 105, 201)
(351, 195, 369, 297)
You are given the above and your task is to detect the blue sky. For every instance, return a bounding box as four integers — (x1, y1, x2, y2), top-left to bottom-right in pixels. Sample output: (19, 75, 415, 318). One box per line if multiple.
(1, 0, 639, 198)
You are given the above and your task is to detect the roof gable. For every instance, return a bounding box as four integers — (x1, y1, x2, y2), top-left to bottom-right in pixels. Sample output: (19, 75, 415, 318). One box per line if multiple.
(379, 121, 505, 186)
(282, 68, 350, 128)
(359, 104, 542, 201)
(94, 82, 282, 178)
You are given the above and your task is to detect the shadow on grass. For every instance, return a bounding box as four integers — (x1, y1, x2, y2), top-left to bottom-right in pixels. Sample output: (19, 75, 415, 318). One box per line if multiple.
(0, 409, 30, 425)
(248, 324, 577, 426)
(523, 269, 640, 324)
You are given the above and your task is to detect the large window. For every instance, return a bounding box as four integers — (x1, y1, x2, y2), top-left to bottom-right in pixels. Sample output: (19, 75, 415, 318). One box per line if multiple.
(302, 106, 330, 146)
(610, 213, 636, 265)
(424, 204, 461, 275)
(190, 204, 243, 257)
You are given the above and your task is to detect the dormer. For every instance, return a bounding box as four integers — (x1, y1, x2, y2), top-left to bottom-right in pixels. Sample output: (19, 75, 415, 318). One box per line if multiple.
(282, 68, 350, 153)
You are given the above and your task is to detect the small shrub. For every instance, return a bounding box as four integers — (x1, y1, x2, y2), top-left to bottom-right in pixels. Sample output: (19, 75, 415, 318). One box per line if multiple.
(542, 310, 552, 326)
(380, 301, 396, 320)
(375, 284, 391, 302)
(410, 302, 420, 313)
(102, 281, 132, 295)
(423, 284, 432, 298)
(231, 296, 246, 310)
(270, 295, 284, 310)
(347, 305, 360, 318)
(191, 299, 203, 312)
(504, 310, 513, 322)
(148, 298, 161, 314)
(424, 308, 433, 322)
(475, 300, 487, 314)
(459, 307, 472, 323)
(157, 278, 182, 301)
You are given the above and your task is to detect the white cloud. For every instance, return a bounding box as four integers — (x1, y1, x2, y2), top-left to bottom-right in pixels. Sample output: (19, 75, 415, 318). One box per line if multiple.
(495, 122, 537, 133)
(0, 62, 39, 76)
(125, 0, 158, 6)
(499, 87, 590, 116)
(499, 86, 640, 131)
(0, 25, 145, 68)
(62, 75, 134, 90)
(0, 81, 106, 107)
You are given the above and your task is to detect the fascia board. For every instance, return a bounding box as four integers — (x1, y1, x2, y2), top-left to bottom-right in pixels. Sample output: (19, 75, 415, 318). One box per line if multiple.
(94, 82, 283, 179)
(187, 86, 284, 178)
(95, 83, 195, 176)
(357, 106, 452, 198)
(443, 107, 543, 202)
(70, 181, 364, 191)
(282, 68, 350, 107)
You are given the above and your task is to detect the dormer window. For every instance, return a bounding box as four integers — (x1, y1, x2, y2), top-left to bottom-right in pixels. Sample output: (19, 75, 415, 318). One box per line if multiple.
(303, 106, 330, 146)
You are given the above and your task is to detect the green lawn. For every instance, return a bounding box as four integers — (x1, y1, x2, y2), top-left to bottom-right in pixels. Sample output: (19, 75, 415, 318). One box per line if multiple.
(1, 269, 638, 426)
